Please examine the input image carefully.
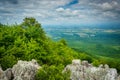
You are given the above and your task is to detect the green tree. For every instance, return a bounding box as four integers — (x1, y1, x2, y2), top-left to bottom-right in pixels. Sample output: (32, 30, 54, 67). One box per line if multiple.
(21, 17, 46, 41)
(59, 39, 67, 46)
(21, 17, 41, 28)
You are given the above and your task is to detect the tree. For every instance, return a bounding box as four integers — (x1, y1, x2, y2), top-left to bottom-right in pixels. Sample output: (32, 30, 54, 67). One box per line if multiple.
(21, 17, 46, 40)
(59, 39, 67, 46)
(21, 17, 40, 28)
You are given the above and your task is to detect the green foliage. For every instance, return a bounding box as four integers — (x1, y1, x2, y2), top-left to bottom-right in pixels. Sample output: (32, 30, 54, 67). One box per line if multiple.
(0, 55, 17, 70)
(92, 60, 100, 66)
(59, 39, 67, 46)
(77, 53, 94, 63)
(21, 17, 41, 28)
(0, 17, 78, 79)
(35, 64, 70, 80)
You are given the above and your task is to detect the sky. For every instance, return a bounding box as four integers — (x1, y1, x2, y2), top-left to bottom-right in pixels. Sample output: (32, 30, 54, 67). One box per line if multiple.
(0, 0, 120, 26)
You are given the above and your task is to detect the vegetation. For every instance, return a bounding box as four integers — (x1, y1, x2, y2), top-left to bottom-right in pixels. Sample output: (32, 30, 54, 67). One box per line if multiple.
(0, 17, 120, 80)
(45, 26, 120, 59)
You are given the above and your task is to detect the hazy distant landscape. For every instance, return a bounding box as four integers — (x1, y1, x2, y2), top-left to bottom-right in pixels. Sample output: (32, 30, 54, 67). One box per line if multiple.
(44, 26, 120, 59)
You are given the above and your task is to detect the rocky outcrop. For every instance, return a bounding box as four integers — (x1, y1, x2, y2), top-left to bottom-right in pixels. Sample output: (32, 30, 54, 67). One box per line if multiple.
(1, 59, 120, 80)
(63, 59, 120, 80)
(0, 59, 40, 80)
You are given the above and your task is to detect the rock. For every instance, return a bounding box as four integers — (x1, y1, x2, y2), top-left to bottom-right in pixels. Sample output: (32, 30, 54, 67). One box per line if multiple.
(104, 64, 109, 69)
(81, 60, 89, 67)
(99, 64, 104, 68)
(12, 59, 41, 80)
(4, 68, 13, 80)
(0, 67, 9, 80)
(0, 59, 40, 80)
(117, 75, 120, 80)
(105, 68, 118, 80)
(72, 59, 81, 65)
(63, 59, 120, 80)
(1, 59, 120, 80)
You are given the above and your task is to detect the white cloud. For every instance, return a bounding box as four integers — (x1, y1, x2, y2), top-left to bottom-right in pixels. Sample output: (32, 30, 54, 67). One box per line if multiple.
(103, 11, 115, 17)
(56, 7, 81, 17)
(97, 1, 119, 11)
(100, 2, 113, 10)
(56, 8, 64, 12)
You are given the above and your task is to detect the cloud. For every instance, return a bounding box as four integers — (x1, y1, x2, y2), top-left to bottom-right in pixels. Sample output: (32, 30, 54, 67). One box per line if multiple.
(0, 0, 18, 4)
(55, 7, 89, 21)
(55, 7, 91, 24)
(56, 8, 80, 17)
(56, 8, 64, 12)
(101, 2, 113, 10)
(17, 0, 72, 9)
(0, 0, 72, 23)
(0, 0, 120, 25)
(0, 9, 11, 14)
(96, 1, 120, 11)
(71, 0, 120, 21)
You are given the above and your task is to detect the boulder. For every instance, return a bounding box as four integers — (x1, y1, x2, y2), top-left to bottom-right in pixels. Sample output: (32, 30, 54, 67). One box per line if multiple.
(63, 59, 119, 80)
(12, 59, 40, 80)
(0, 59, 40, 80)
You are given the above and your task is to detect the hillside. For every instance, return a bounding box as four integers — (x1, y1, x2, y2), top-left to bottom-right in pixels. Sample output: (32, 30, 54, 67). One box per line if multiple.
(0, 17, 120, 79)
(44, 26, 120, 58)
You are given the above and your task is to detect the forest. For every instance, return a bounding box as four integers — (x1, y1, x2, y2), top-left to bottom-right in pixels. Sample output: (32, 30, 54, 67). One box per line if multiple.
(0, 17, 120, 79)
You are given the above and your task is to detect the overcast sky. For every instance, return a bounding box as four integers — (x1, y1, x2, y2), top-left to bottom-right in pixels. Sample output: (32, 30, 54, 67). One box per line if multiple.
(0, 0, 120, 26)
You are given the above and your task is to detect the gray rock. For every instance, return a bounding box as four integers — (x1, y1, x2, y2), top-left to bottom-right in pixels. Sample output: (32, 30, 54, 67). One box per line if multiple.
(117, 75, 120, 80)
(105, 68, 118, 80)
(0, 67, 8, 80)
(12, 59, 41, 80)
(63, 59, 120, 80)
(72, 59, 81, 65)
(81, 60, 89, 67)
(0, 59, 40, 80)
(104, 64, 109, 69)
(4, 68, 13, 80)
